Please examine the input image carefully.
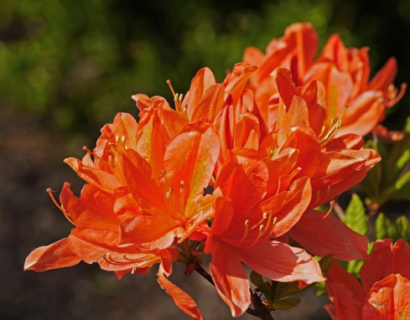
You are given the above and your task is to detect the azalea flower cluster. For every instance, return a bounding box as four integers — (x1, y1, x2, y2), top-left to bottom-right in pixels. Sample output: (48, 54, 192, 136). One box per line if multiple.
(25, 23, 408, 319)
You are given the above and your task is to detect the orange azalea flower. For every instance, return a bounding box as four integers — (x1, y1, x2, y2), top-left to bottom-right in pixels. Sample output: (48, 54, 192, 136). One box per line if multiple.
(25, 111, 217, 319)
(24, 183, 169, 279)
(243, 22, 406, 141)
(204, 153, 325, 317)
(117, 123, 220, 249)
(212, 66, 379, 262)
(325, 239, 410, 319)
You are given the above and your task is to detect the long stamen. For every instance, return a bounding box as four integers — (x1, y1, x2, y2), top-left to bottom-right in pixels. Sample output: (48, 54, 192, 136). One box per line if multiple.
(82, 146, 110, 166)
(46, 188, 75, 226)
(237, 220, 250, 244)
(270, 146, 278, 160)
(301, 201, 335, 223)
(180, 181, 185, 215)
(249, 213, 268, 231)
(242, 224, 265, 249)
(102, 253, 145, 266)
(166, 80, 176, 96)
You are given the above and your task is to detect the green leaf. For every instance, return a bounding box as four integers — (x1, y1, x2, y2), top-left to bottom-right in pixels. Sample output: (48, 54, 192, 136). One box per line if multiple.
(250, 271, 271, 299)
(389, 171, 410, 202)
(315, 282, 327, 297)
(272, 298, 300, 310)
(385, 117, 410, 185)
(273, 282, 301, 301)
(375, 213, 398, 241)
(360, 140, 383, 198)
(343, 194, 368, 236)
(318, 253, 333, 276)
(396, 216, 410, 243)
(346, 259, 364, 277)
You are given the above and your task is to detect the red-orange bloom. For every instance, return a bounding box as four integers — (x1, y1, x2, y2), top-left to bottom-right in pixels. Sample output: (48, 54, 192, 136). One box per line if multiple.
(204, 153, 325, 316)
(24, 183, 169, 279)
(325, 239, 410, 319)
(213, 66, 379, 262)
(244, 22, 406, 141)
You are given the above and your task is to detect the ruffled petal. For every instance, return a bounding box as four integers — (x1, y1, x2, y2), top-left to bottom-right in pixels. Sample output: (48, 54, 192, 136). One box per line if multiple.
(24, 238, 81, 272)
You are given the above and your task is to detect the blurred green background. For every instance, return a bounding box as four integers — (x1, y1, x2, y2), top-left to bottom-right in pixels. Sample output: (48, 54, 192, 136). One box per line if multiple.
(0, 0, 409, 319)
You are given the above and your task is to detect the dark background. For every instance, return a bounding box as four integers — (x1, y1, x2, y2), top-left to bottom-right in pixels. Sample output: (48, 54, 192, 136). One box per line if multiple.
(1, 0, 409, 319)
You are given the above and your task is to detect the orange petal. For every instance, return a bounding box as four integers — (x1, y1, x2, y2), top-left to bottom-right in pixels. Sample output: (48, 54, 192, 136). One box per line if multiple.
(337, 91, 385, 137)
(224, 63, 257, 106)
(204, 196, 234, 253)
(326, 261, 366, 304)
(119, 214, 177, 248)
(64, 157, 121, 193)
(259, 177, 311, 238)
(329, 283, 363, 320)
(184, 67, 216, 120)
(236, 240, 325, 285)
(191, 84, 225, 122)
(24, 238, 81, 272)
(209, 244, 250, 317)
(360, 239, 410, 293)
(121, 149, 167, 213)
(362, 274, 410, 320)
(368, 57, 397, 91)
(289, 210, 368, 261)
(164, 127, 219, 211)
(157, 264, 203, 320)
(60, 183, 120, 233)
(68, 229, 161, 272)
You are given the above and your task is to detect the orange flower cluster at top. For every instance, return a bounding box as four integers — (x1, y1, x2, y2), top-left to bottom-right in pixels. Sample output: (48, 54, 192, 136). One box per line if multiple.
(244, 23, 406, 142)
(26, 23, 395, 319)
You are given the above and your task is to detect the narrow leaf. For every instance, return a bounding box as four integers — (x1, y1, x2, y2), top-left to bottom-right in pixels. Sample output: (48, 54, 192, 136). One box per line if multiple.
(272, 298, 300, 310)
(375, 213, 398, 241)
(396, 216, 410, 243)
(250, 271, 271, 299)
(318, 253, 333, 276)
(343, 194, 368, 236)
(385, 117, 410, 184)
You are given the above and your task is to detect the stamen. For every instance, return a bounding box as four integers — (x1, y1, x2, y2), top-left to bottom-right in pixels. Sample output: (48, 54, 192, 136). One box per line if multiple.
(121, 136, 126, 145)
(166, 187, 173, 199)
(243, 223, 266, 248)
(166, 80, 176, 96)
(115, 136, 120, 144)
(237, 220, 250, 245)
(249, 213, 268, 231)
(131, 268, 136, 275)
(173, 94, 183, 113)
(301, 201, 335, 222)
(320, 106, 347, 145)
(270, 146, 278, 160)
(180, 180, 185, 214)
(82, 146, 110, 166)
(46, 188, 75, 226)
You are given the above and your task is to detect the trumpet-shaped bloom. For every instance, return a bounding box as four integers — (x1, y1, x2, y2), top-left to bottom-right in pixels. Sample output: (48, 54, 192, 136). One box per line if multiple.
(24, 183, 168, 278)
(204, 153, 325, 317)
(243, 22, 406, 141)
